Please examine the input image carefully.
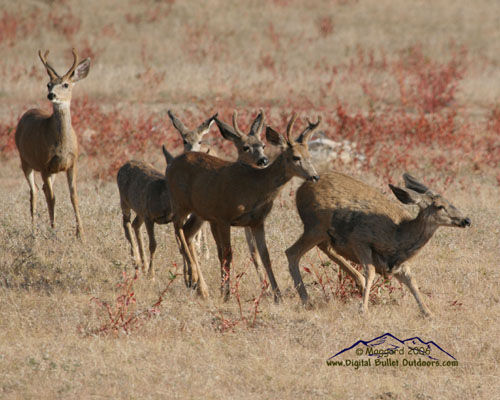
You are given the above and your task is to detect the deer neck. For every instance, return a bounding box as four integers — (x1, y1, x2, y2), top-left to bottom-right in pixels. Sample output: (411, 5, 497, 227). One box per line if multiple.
(253, 152, 292, 195)
(395, 210, 438, 263)
(50, 101, 73, 141)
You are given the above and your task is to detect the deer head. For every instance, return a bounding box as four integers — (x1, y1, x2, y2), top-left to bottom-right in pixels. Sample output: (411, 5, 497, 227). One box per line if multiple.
(167, 110, 217, 152)
(39, 48, 91, 104)
(265, 113, 321, 182)
(214, 109, 269, 168)
(389, 173, 471, 228)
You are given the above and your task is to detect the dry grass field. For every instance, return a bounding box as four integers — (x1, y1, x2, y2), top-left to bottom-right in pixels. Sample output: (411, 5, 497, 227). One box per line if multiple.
(1, 0, 499, 398)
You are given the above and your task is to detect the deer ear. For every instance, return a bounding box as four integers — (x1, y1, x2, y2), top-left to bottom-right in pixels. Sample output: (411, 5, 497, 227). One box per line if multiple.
(389, 184, 421, 205)
(266, 126, 286, 147)
(249, 110, 264, 137)
(71, 58, 90, 82)
(162, 144, 174, 165)
(197, 113, 218, 136)
(214, 117, 241, 142)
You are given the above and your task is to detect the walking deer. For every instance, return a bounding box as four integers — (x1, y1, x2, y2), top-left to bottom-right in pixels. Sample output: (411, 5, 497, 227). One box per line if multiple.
(166, 112, 321, 301)
(15, 49, 90, 238)
(117, 112, 216, 277)
(286, 171, 470, 316)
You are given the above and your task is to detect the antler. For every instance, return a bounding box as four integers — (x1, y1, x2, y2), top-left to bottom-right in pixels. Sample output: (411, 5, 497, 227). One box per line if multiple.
(296, 116, 322, 144)
(232, 110, 245, 136)
(62, 48, 79, 80)
(38, 50, 59, 80)
(285, 112, 298, 144)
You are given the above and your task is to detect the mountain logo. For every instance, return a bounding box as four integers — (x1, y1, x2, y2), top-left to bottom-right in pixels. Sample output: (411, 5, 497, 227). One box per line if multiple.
(328, 332, 456, 361)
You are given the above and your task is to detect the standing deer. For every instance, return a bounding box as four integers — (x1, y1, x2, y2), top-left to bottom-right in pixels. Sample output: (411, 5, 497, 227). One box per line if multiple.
(286, 171, 471, 316)
(15, 49, 90, 238)
(118, 110, 270, 278)
(166, 112, 321, 301)
(117, 112, 216, 278)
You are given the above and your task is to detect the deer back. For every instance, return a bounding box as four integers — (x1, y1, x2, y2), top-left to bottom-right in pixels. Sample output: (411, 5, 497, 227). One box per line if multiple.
(297, 171, 411, 259)
(118, 161, 171, 223)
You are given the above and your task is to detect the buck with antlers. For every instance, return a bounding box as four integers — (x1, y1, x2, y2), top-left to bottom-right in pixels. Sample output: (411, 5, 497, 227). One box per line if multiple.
(166, 112, 321, 301)
(117, 110, 270, 278)
(15, 49, 90, 238)
(286, 172, 470, 316)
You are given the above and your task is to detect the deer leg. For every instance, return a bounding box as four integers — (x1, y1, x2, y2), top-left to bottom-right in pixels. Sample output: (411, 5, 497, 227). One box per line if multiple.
(252, 223, 281, 303)
(66, 166, 84, 239)
(132, 215, 146, 272)
(121, 204, 141, 269)
(174, 216, 209, 299)
(244, 227, 266, 285)
(361, 264, 376, 314)
(317, 241, 366, 292)
(394, 265, 432, 317)
(213, 223, 232, 302)
(285, 230, 321, 305)
(21, 164, 37, 227)
(144, 218, 156, 279)
(41, 172, 56, 229)
(183, 214, 206, 285)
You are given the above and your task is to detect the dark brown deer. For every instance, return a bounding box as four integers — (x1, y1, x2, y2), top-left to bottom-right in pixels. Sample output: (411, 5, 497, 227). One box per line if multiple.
(286, 172, 470, 316)
(166, 112, 321, 301)
(15, 49, 90, 238)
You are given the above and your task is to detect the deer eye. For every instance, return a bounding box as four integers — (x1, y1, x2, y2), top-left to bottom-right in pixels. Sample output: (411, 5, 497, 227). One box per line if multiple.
(437, 205, 445, 210)
(292, 156, 301, 161)
(63, 83, 69, 88)
(243, 146, 250, 152)
(47, 83, 52, 89)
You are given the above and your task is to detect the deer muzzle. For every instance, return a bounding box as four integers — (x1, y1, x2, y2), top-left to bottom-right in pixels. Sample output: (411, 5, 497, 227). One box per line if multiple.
(460, 217, 471, 228)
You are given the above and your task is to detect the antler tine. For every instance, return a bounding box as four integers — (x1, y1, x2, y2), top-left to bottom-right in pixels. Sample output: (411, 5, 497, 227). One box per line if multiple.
(306, 115, 322, 128)
(286, 112, 298, 143)
(63, 48, 79, 80)
(297, 115, 322, 144)
(38, 49, 59, 80)
(232, 110, 244, 136)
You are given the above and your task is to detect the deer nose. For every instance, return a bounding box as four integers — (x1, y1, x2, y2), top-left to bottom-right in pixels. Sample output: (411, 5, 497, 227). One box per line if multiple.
(257, 157, 269, 167)
(310, 175, 320, 182)
(461, 217, 471, 227)
(47, 93, 55, 100)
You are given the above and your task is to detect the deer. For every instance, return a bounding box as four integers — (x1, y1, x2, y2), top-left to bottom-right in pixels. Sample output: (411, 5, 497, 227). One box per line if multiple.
(14, 48, 90, 238)
(286, 171, 471, 316)
(118, 110, 270, 279)
(117, 112, 216, 278)
(166, 112, 321, 302)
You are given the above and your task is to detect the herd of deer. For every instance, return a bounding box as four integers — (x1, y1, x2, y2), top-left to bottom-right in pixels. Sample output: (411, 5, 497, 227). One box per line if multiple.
(13, 49, 471, 317)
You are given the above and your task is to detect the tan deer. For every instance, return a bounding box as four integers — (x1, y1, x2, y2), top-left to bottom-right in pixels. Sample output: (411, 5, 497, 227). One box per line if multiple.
(286, 171, 471, 316)
(15, 49, 90, 238)
(117, 112, 216, 278)
(166, 112, 321, 301)
(118, 110, 270, 278)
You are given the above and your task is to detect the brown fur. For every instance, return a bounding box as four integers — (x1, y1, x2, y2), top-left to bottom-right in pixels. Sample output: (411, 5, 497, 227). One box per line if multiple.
(286, 171, 470, 316)
(15, 49, 90, 238)
(166, 113, 321, 301)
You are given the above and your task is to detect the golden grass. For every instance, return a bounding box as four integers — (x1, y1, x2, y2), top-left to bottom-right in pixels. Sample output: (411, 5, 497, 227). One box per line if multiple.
(1, 156, 499, 399)
(1, 0, 499, 398)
